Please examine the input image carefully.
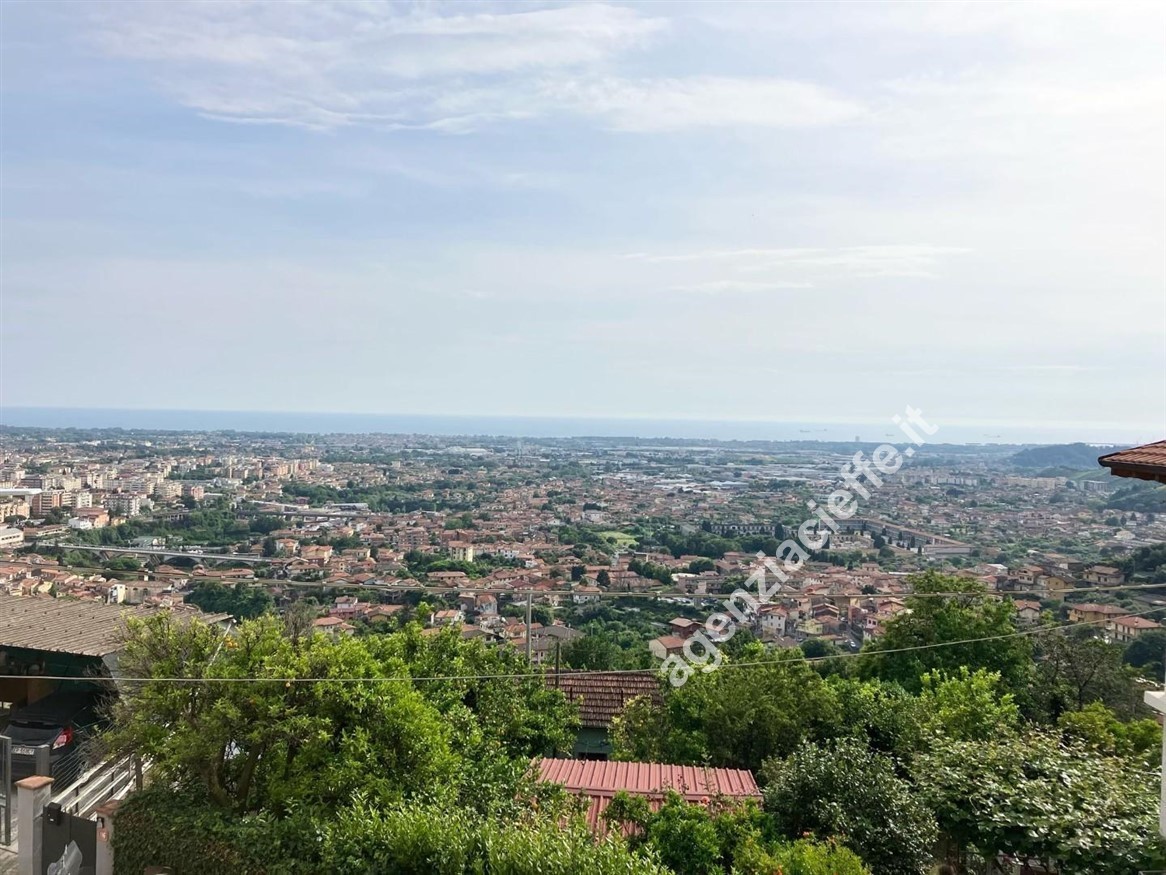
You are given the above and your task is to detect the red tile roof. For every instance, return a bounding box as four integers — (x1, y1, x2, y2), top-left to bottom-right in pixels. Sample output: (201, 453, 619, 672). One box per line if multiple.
(1115, 615, 1161, 630)
(535, 757, 760, 833)
(1099, 441, 1166, 483)
(551, 671, 663, 728)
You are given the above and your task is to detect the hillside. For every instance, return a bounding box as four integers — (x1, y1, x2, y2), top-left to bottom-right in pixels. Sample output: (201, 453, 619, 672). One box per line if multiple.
(1009, 443, 1116, 470)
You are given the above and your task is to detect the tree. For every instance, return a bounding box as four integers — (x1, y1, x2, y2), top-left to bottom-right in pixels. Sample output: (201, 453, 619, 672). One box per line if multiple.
(561, 634, 621, 671)
(1057, 701, 1161, 766)
(612, 649, 840, 771)
(107, 615, 579, 817)
(107, 615, 458, 813)
(604, 791, 870, 875)
(799, 638, 838, 660)
(826, 677, 925, 759)
(185, 580, 274, 620)
(913, 730, 1166, 874)
(1030, 629, 1140, 721)
(1123, 627, 1166, 681)
(917, 667, 1019, 742)
(761, 738, 937, 875)
(859, 572, 1031, 693)
(596, 570, 611, 587)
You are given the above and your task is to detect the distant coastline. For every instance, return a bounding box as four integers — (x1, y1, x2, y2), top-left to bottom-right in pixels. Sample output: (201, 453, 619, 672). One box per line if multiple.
(0, 406, 1154, 446)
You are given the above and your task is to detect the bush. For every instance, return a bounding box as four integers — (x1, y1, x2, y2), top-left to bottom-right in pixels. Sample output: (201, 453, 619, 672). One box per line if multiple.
(735, 837, 870, 875)
(114, 787, 670, 875)
(112, 785, 278, 875)
(762, 738, 937, 875)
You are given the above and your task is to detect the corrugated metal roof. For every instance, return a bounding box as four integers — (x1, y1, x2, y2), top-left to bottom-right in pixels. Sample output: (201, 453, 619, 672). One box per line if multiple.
(535, 757, 760, 833)
(0, 594, 230, 657)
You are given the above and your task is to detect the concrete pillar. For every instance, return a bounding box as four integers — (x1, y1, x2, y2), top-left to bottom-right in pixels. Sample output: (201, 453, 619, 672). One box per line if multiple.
(16, 775, 53, 875)
(93, 799, 120, 875)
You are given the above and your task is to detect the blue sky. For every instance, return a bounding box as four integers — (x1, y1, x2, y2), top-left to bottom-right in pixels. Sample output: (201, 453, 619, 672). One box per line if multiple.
(2, 1, 1164, 436)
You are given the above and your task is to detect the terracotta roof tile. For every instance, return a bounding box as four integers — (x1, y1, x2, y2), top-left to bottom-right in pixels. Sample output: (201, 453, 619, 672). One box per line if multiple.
(1099, 441, 1166, 482)
(550, 671, 663, 728)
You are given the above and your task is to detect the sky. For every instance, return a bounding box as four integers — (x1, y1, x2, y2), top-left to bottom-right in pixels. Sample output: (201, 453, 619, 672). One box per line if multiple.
(2, 1, 1164, 437)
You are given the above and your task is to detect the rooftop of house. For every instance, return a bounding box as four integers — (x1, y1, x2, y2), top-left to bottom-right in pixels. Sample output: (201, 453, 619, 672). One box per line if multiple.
(1071, 603, 1129, 615)
(535, 757, 759, 833)
(551, 671, 663, 729)
(1098, 440, 1166, 483)
(1115, 615, 1161, 629)
(0, 593, 231, 657)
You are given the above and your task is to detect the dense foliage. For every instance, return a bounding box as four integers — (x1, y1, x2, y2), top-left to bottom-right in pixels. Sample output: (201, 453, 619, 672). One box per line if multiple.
(113, 786, 673, 875)
(762, 738, 937, 875)
(184, 580, 274, 619)
(109, 572, 1166, 875)
(914, 731, 1164, 873)
(604, 792, 869, 875)
(107, 615, 577, 815)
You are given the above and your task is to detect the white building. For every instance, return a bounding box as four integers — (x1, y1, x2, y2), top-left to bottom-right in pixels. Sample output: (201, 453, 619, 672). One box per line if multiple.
(104, 494, 143, 517)
(0, 527, 24, 548)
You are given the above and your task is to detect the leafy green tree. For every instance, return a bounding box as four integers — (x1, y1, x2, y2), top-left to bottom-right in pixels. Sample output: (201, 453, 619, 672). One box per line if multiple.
(107, 615, 458, 813)
(734, 838, 870, 875)
(1057, 701, 1161, 765)
(107, 615, 578, 817)
(114, 787, 671, 875)
(1030, 629, 1140, 720)
(913, 730, 1166, 874)
(859, 572, 1031, 693)
(799, 637, 839, 659)
(561, 634, 622, 671)
(612, 650, 840, 771)
(761, 738, 937, 875)
(1123, 627, 1166, 680)
(604, 791, 869, 875)
(826, 677, 924, 759)
(917, 667, 1019, 741)
(185, 580, 274, 620)
(635, 793, 723, 875)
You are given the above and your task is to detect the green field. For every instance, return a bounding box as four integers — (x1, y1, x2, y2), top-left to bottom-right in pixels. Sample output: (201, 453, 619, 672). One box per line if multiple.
(599, 531, 638, 549)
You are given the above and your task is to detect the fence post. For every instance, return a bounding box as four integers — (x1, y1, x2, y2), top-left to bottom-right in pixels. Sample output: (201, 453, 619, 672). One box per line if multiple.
(15, 775, 53, 875)
(94, 799, 120, 875)
(33, 744, 51, 778)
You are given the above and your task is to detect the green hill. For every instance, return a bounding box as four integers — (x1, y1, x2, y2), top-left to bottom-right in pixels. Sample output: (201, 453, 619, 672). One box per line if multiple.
(1010, 443, 1117, 470)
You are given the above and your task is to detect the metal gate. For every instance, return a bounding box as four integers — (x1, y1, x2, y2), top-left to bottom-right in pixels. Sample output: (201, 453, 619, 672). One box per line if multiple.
(0, 736, 10, 845)
(41, 804, 96, 875)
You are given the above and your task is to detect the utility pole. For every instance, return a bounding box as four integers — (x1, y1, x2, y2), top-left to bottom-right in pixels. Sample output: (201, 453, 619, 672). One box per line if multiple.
(525, 591, 532, 663)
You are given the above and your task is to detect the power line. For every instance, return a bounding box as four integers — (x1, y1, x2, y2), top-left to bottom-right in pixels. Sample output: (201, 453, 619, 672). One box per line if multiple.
(2, 606, 1156, 686)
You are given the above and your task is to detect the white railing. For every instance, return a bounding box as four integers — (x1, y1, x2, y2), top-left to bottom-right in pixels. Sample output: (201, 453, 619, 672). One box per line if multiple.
(51, 754, 145, 819)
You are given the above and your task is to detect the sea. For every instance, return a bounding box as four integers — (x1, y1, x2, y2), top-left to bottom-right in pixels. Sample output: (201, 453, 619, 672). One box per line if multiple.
(0, 407, 1156, 447)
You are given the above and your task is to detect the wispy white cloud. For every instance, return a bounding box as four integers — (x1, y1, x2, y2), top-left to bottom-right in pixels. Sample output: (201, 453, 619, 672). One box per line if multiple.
(628, 245, 970, 280)
(545, 77, 865, 131)
(83, 2, 863, 132)
(671, 279, 815, 294)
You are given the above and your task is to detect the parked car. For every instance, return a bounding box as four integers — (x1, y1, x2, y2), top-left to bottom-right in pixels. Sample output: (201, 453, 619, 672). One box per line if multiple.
(7, 688, 107, 784)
